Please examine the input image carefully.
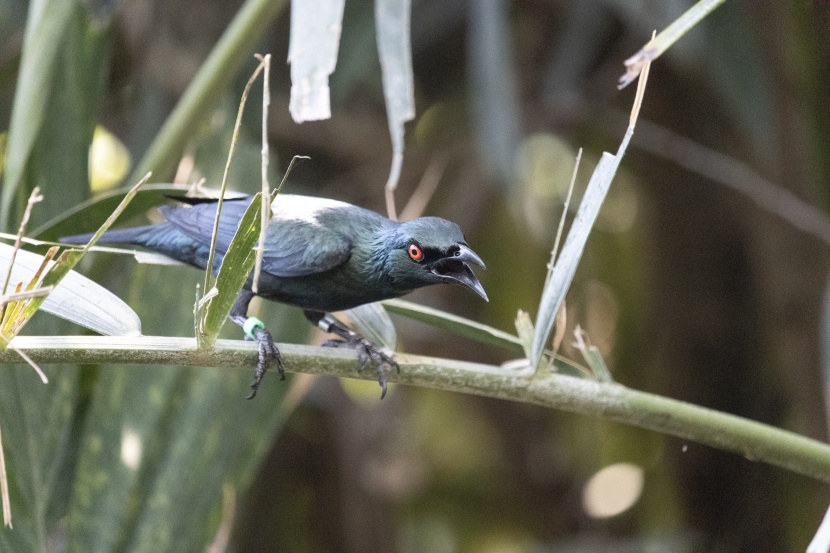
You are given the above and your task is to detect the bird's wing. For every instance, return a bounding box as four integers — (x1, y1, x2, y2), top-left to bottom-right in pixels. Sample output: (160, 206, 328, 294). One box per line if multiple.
(158, 198, 250, 253)
(259, 215, 352, 277)
(161, 196, 353, 277)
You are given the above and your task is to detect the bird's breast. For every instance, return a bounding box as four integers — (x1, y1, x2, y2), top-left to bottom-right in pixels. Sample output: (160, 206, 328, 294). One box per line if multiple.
(250, 260, 405, 313)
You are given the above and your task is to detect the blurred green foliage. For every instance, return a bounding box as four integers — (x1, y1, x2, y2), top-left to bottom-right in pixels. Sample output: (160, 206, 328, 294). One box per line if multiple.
(2, 1, 830, 552)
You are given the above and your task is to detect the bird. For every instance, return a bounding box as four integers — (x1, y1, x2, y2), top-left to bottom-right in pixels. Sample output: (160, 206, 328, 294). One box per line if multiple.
(60, 194, 488, 399)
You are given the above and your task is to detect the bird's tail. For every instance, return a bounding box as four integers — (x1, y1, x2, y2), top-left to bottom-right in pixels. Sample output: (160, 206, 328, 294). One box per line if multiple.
(59, 225, 160, 246)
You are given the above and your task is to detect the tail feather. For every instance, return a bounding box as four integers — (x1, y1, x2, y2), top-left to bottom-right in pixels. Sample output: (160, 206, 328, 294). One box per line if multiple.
(59, 225, 159, 246)
(59, 223, 211, 270)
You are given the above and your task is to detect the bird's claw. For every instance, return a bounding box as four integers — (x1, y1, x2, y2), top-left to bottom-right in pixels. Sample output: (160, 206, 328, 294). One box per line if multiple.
(321, 334, 398, 399)
(247, 327, 284, 400)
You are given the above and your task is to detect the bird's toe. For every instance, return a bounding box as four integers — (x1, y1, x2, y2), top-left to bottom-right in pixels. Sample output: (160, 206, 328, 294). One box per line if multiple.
(319, 331, 397, 399)
(246, 327, 282, 399)
(376, 349, 399, 374)
(356, 342, 373, 372)
(275, 354, 286, 381)
(377, 366, 388, 400)
(246, 381, 260, 400)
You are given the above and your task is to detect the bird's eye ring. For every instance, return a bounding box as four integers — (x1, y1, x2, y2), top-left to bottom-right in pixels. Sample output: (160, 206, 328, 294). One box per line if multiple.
(408, 243, 424, 262)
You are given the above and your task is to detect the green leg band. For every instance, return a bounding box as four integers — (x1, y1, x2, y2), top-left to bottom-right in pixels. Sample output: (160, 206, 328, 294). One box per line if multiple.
(243, 317, 265, 339)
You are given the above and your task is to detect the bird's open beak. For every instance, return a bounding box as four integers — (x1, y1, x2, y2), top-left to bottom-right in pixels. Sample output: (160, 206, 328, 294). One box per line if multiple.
(431, 244, 489, 301)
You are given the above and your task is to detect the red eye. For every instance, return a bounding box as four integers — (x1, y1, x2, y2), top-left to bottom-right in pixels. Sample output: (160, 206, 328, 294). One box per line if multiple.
(408, 243, 424, 261)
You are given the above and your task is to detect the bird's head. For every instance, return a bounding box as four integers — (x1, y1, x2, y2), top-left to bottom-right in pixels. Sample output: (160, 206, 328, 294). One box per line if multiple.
(380, 217, 488, 301)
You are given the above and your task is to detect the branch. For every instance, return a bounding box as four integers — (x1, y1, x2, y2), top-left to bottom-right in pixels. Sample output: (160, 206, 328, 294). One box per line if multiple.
(4, 335, 830, 482)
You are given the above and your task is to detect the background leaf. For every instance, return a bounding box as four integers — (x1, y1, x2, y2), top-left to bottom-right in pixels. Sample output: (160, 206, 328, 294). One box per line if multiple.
(199, 193, 262, 346)
(375, 0, 415, 192)
(287, 0, 346, 122)
(31, 184, 194, 241)
(0, 3, 113, 549)
(0, 0, 75, 231)
(64, 263, 302, 553)
(467, 0, 522, 188)
(0, 243, 141, 336)
(530, 152, 618, 367)
(128, 0, 288, 182)
(343, 302, 397, 351)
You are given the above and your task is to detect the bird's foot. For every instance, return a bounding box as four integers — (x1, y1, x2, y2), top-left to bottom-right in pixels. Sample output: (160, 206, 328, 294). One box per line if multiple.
(321, 332, 399, 399)
(245, 326, 284, 400)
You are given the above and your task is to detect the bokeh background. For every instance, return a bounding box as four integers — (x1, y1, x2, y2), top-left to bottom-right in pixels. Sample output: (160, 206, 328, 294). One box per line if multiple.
(2, 1, 830, 552)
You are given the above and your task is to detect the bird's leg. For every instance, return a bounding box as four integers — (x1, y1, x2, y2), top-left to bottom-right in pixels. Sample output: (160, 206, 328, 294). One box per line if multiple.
(230, 289, 284, 399)
(304, 310, 399, 399)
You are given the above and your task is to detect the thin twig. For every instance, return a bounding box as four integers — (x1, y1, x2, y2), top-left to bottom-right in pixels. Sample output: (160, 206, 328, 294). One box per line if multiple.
(273, 156, 309, 198)
(543, 149, 581, 373)
(385, 186, 398, 222)
(0, 232, 50, 246)
(550, 299, 567, 367)
(547, 148, 581, 279)
(186, 178, 208, 197)
(628, 31, 654, 128)
(0, 239, 181, 261)
(197, 287, 220, 311)
(2, 187, 43, 298)
(80, 174, 152, 252)
(399, 153, 449, 221)
(251, 153, 310, 294)
(252, 54, 273, 294)
(613, 32, 653, 160)
(205, 484, 236, 553)
(0, 286, 54, 305)
(9, 343, 47, 384)
(618, 1, 725, 88)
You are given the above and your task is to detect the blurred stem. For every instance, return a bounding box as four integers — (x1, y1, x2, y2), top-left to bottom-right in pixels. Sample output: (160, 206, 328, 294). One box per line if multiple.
(128, 0, 288, 183)
(4, 335, 830, 483)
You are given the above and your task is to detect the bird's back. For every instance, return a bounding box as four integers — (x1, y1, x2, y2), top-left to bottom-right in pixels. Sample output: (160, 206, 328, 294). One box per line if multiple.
(61, 194, 397, 311)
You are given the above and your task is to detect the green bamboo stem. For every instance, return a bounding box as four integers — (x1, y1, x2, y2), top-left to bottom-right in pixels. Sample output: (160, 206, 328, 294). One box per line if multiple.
(129, 0, 288, 183)
(2, 335, 830, 482)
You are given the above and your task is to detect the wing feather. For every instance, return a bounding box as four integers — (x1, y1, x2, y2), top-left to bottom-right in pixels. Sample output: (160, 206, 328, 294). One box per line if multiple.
(160, 196, 352, 277)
